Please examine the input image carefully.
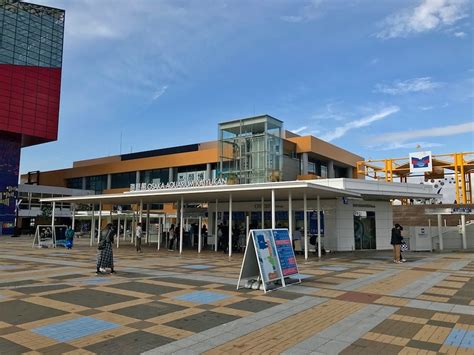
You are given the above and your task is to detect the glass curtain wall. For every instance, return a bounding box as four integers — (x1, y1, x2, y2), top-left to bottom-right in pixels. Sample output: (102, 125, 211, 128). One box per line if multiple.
(218, 115, 283, 184)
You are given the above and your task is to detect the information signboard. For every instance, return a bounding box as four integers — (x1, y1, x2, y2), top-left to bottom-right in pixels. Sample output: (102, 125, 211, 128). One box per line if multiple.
(273, 229, 299, 277)
(237, 229, 300, 293)
(253, 230, 281, 283)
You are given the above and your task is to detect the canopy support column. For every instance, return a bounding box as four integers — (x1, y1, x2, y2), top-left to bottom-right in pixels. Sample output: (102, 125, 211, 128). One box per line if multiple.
(146, 204, 150, 244)
(317, 195, 321, 258)
(97, 202, 102, 243)
(271, 189, 276, 229)
(261, 197, 264, 228)
(117, 214, 120, 248)
(229, 194, 233, 257)
(461, 214, 467, 249)
(198, 216, 202, 253)
(215, 199, 218, 252)
(437, 214, 444, 251)
(90, 204, 94, 246)
(179, 196, 184, 254)
(71, 204, 75, 231)
(304, 193, 308, 260)
(51, 201, 56, 248)
(288, 192, 293, 242)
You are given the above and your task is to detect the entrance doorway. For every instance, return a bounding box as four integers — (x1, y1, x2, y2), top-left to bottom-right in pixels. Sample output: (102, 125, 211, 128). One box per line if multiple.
(354, 211, 376, 250)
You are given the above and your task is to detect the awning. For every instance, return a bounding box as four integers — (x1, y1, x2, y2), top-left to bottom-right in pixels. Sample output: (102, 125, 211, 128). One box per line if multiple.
(40, 180, 361, 205)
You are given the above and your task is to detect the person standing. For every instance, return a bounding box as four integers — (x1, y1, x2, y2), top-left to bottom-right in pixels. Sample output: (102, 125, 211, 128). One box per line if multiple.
(136, 222, 143, 253)
(97, 223, 116, 274)
(391, 223, 403, 264)
(168, 224, 176, 251)
(292, 227, 302, 254)
(65, 225, 74, 249)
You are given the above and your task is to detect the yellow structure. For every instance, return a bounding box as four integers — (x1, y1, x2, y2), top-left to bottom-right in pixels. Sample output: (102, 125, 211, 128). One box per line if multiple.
(357, 152, 474, 205)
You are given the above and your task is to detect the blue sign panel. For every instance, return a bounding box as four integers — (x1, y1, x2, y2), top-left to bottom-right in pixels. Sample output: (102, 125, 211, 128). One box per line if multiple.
(273, 229, 298, 277)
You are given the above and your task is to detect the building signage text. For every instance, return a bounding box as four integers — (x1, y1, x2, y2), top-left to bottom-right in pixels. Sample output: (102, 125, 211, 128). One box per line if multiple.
(129, 178, 228, 192)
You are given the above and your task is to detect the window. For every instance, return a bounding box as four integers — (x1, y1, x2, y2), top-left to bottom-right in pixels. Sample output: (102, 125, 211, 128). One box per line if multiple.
(111, 172, 136, 189)
(140, 168, 169, 184)
(66, 177, 83, 190)
(85, 175, 107, 194)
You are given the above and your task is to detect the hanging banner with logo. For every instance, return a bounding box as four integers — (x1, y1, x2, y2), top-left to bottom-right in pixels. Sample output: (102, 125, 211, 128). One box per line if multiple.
(409, 151, 432, 173)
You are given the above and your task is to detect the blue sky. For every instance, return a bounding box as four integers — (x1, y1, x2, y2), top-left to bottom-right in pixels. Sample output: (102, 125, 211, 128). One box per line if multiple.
(20, 0, 473, 174)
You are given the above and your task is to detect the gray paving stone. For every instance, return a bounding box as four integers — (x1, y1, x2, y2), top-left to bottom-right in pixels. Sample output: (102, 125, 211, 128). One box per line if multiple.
(452, 305, 474, 315)
(317, 339, 352, 354)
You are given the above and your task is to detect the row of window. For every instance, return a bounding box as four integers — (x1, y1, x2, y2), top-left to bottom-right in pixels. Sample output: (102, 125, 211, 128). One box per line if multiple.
(66, 166, 218, 193)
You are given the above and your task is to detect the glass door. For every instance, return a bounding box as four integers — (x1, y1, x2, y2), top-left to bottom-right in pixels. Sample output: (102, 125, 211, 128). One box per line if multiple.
(354, 211, 376, 250)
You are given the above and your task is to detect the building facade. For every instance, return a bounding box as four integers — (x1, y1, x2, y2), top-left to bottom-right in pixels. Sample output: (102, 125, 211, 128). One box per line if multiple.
(0, 0, 65, 234)
(22, 115, 363, 195)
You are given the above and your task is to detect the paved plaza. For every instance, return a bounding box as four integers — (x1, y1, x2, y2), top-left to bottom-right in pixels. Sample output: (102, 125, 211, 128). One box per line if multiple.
(0, 237, 473, 354)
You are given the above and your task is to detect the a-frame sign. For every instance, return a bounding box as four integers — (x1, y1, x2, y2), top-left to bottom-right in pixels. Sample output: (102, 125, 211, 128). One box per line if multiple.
(237, 229, 301, 293)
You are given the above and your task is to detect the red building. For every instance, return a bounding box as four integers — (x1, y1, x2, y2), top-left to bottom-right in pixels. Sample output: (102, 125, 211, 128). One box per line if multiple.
(0, 0, 65, 235)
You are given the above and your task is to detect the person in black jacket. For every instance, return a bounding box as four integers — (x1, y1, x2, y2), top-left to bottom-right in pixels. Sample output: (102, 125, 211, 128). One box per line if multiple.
(391, 223, 403, 264)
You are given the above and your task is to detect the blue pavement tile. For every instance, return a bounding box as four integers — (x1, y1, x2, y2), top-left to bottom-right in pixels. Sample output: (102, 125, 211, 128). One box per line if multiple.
(32, 317, 119, 342)
(81, 277, 113, 285)
(460, 330, 474, 349)
(444, 329, 474, 348)
(174, 291, 231, 304)
(183, 265, 212, 270)
(319, 266, 349, 272)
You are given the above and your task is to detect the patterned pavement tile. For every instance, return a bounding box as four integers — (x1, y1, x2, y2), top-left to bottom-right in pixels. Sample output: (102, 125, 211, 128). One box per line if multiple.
(164, 310, 239, 332)
(1, 238, 474, 354)
(111, 301, 186, 320)
(182, 264, 213, 270)
(13, 284, 72, 295)
(225, 298, 279, 312)
(31, 317, 119, 342)
(0, 337, 30, 354)
(0, 300, 67, 325)
(84, 330, 174, 354)
(109, 281, 181, 295)
(173, 291, 231, 304)
(444, 328, 474, 349)
(44, 289, 136, 308)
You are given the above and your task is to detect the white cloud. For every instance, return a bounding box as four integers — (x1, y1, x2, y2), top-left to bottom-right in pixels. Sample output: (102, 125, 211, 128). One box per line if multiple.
(312, 103, 347, 121)
(281, 0, 324, 23)
(373, 121, 474, 143)
(376, 141, 444, 151)
(291, 126, 308, 134)
(374, 77, 442, 95)
(152, 85, 168, 101)
(376, 0, 470, 39)
(419, 106, 435, 111)
(454, 31, 466, 37)
(320, 106, 400, 142)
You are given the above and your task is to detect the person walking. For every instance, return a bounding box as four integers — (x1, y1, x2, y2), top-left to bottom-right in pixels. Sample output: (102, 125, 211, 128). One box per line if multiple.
(391, 223, 403, 264)
(136, 222, 143, 253)
(97, 223, 116, 274)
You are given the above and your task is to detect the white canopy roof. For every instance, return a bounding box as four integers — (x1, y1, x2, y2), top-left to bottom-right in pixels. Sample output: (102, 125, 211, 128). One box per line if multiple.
(40, 180, 360, 205)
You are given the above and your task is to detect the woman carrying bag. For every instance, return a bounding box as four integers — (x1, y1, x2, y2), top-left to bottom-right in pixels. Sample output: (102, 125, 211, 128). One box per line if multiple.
(96, 223, 116, 274)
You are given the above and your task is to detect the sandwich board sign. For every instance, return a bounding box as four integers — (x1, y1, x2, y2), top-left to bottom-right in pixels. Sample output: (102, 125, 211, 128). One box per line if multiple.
(237, 229, 301, 293)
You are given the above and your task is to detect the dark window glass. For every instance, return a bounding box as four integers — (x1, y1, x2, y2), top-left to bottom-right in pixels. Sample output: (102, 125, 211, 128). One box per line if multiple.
(66, 177, 83, 189)
(140, 169, 169, 184)
(85, 175, 107, 194)
(111, 171, 136, 189)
